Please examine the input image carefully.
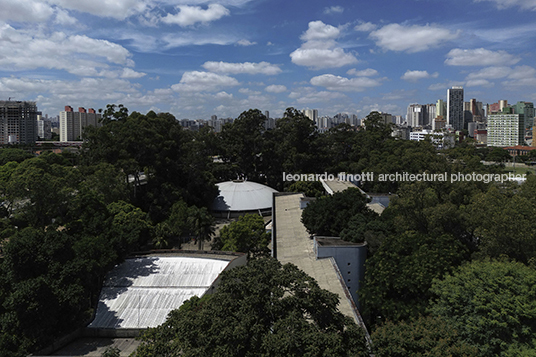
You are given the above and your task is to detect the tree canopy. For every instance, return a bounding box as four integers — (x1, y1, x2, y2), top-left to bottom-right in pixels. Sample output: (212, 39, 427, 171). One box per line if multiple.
(133, 258, 370, 357)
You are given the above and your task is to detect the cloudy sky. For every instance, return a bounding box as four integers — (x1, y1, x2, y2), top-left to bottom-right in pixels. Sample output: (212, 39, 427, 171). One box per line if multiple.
(1, 0, 536, 119)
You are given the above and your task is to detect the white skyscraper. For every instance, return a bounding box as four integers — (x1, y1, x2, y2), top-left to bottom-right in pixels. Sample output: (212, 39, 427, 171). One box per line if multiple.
(60, 106, 101, 142)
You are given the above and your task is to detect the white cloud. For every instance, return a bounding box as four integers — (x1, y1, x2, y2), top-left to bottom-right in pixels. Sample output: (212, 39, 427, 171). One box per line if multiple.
(265, 84, 287, 93)
(161, 4, 230, 26)
(49, 0, 151, 20)
(239, 88, 261, 95)
(465, 79, 494, 87)
(162, 33, 238, 48)
(323, 6, 344, 14)
(310, 74, 383, 92)
(445, 48, 521, 66)
(370, 23, 460, 52)
(473, 0, 536, 10)
(290, 21, 358, 69)
(401, 70, 439, 82)
(354, 21, 377, 32)
(300, 20, 341, 41)
(290, 48, 358, 69)
(121, 68, 147, 79)
(347, 68, 378, 77)
(465, 66, 512, 80)
(0, 25, 134, 76)
(171, 71, 239, 92)
(236, 39, 256, 46)
(202, 61, 282, 75)
(0, 0, 55, 22)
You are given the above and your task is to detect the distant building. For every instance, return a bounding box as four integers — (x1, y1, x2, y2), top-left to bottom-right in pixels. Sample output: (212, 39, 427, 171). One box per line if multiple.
(0, 100, 38, 145)
(302, 109, 318, 122)
(37, 114, 52, 140)
(59, 106, 101, 142)
(447, 86, 464, 130)
(487, 113, 524, 147)
(511, 101, 535, 129)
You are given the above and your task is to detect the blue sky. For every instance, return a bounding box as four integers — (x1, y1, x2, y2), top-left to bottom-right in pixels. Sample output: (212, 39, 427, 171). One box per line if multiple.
(1, 0, 536, 119)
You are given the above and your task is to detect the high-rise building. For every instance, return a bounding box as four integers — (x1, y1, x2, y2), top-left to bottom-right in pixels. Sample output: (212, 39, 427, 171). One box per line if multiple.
(436, 99, 447, 119)
(447, 86, 464, 130)
(511, 101, 535, 129)
(487, 113, 524, 147)
(59, 106, 101, 142)
(37, 114, 52, 140)
(0, 100, 38, 145)
(407, 104, 423, 127)
(302, 109, 318, 122)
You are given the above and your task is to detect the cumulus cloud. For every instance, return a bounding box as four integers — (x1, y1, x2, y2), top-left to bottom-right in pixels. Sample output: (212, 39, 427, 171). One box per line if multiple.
(290, 21, 358, 69)
(202, 61, 282, 75)
(310, 74, 383, 92)
(473, 0, 536, 10)
(171, 71, 239, 92)
(265, 84, 287, 93)
(323, 5, 344, 14)
(445, 48, 521, 66)
(401, 70, 439, 82)
(347, 68, 378, 77)
(289, 88, 348, 104)
(0, 25, 134, 76)
(370, 23, 460, 52)
(0, 0, 55, 22)
(161, 4, 230, 26)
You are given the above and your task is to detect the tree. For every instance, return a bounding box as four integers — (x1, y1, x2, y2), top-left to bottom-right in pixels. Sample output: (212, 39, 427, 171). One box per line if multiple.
(301, 187, 377, 239)
(371, 315, 479, 357)
(286, 180, 326, 198)
(429, 259, 536, 356)
(212, 214, 270, 257)
(133, 258, 370, 357)
(360, 231, 468, 325)
(187, 206, 215, 250)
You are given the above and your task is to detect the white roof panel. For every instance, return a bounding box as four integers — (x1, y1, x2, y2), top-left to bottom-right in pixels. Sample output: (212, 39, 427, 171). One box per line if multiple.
(89, 256, 229, 329)
(212, 180, 278, 212)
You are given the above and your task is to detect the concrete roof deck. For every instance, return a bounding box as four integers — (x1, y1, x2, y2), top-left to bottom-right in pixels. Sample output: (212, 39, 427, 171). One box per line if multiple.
(273, 193, 363, 325)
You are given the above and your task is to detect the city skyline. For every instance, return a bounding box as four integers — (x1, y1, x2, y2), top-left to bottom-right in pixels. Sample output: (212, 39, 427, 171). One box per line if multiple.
(1, 0, 536, 119)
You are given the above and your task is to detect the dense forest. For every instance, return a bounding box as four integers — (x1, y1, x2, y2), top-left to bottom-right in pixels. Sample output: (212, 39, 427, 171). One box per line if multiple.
(0, 105, 534, 356)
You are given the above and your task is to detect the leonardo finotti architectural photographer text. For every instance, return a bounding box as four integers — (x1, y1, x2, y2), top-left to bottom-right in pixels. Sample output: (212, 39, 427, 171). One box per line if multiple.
(283, 172, 526, 184)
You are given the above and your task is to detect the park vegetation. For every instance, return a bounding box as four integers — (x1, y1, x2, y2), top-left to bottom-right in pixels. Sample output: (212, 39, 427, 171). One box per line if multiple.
(0, 105, 533, 356)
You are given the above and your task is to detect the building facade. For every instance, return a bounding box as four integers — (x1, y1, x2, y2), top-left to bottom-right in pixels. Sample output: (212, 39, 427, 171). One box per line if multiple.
(59, 106, 101, 142)
(487, 113, 524, 147)
(0, 100, 38, 145)
(447, 86, 464, 130)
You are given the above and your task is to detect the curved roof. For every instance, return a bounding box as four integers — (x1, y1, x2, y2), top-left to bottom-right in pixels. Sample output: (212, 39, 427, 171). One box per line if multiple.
(212, 180, 278, 212)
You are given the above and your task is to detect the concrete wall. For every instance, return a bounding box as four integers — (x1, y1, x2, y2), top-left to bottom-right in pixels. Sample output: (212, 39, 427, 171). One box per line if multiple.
(314, 238, 367, 308)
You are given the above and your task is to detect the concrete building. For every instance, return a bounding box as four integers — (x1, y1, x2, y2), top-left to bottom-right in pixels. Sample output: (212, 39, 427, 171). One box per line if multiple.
(406, 104, 423, 127)
(447, 86, 464, 130)
(487, 113, 524, 147)
(0, 100, 38, 145)
(436, 99, 447, 119)
(37, 114, 52, 140)
(271, 192, 371, 345)
(302, 109, 318, 122)
(59, 106, 101, 142)
(211, 180, 278, 218)
(511, 101, 535, 129)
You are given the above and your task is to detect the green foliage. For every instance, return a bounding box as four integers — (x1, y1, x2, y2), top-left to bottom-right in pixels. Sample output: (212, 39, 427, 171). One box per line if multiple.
(187, 206, 215, 250)
(371, 315, 479, 357)
(486, 147, 512, 162)
(0, 148, 33, 166)
(133, 258, 369, 357)
(82, 106, 217, 221)
(467, 180, 536, 264)
(429, 259, 536, 356)
(101, 346, 121, 357)
(301, 187, 378, 241)
(360, 231, 468, 325)
(286, 180, 326, 198)
(212, 214, 270, 257)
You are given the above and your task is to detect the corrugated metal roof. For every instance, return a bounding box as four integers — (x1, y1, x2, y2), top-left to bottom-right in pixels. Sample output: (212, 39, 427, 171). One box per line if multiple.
(89, 256, 229, 329)
(212, 181, 278, 211)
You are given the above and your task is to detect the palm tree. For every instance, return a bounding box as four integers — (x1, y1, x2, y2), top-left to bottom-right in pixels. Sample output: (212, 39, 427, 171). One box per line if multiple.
(187, 207, 215, 250)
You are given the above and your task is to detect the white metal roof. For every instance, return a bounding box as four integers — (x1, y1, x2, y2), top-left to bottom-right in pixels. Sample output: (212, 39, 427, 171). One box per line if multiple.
(211, 180, 278, 212)
(89, 256, 229, 329)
